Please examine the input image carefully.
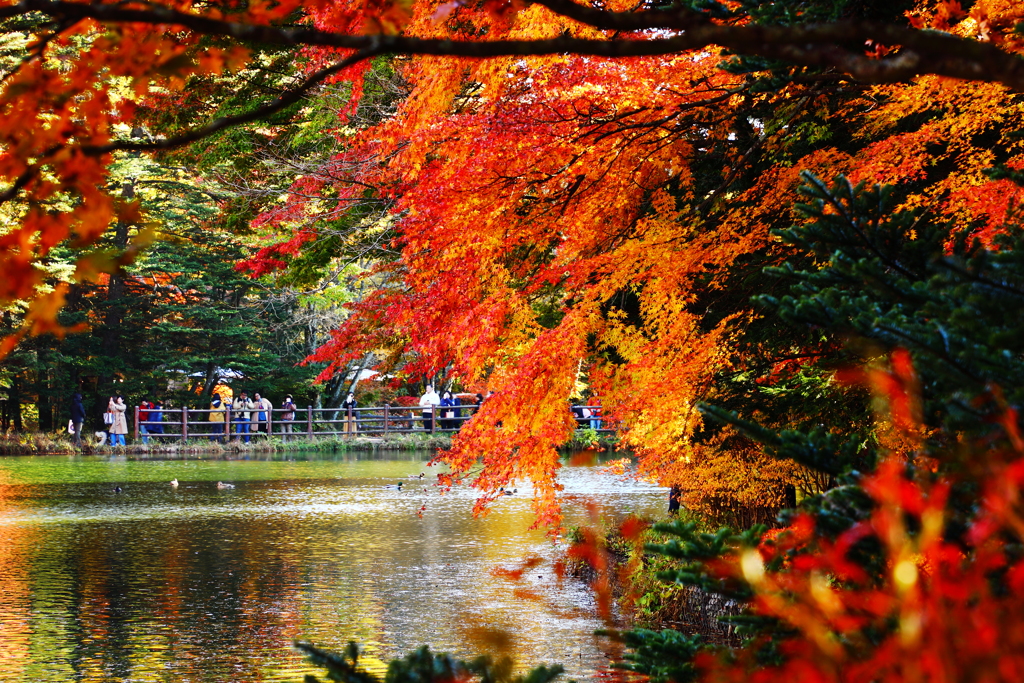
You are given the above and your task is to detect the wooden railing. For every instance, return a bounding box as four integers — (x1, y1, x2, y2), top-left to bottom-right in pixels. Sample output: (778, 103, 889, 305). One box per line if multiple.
(132, 404, 611, 442)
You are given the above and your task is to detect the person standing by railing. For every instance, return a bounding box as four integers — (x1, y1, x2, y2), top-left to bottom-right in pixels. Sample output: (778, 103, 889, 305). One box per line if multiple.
(209, 394, 226, 443)
(342, 392, 358, 434)
(440, 390, 458, 430)
(139, 398, 153, 444)
(280, 395, 296, 441)
(419, 385, 440, 431)
(589, 392, 602, 431)
(253, 393, 272, 437)
(149, 400, 164, 439)
(108, 395, 128, 447)
(233, 391, 254, 444)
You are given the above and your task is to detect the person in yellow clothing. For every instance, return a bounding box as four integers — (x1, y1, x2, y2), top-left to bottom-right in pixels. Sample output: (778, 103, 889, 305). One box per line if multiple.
(209, 393, 226, 443)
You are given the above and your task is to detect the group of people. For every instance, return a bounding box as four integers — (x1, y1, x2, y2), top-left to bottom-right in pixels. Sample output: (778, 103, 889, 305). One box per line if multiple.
(72, 386, 601, 447)
(418, 386, 488, 431)
(206, 391, 293, 443)
(418, 386, 602, 432)
(70, 390, 301, 447)
(112, 396, 166, 446)
(66, 393, 164, 448)
(137, 398, 165, 444)
(87, 394, 166, 447)
(71, 391, 284, 448)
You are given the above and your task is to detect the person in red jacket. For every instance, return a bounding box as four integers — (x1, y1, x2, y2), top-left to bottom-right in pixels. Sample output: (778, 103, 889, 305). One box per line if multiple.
(139, 398, 152, 444)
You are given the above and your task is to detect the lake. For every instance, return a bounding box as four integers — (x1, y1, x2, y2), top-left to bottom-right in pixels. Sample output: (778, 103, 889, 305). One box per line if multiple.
(0, 451, 667, 682)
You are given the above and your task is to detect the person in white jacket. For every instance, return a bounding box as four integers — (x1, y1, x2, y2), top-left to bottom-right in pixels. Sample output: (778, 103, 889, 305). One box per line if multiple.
(419, 385, 440, 431)
(253, 392, 273, 435)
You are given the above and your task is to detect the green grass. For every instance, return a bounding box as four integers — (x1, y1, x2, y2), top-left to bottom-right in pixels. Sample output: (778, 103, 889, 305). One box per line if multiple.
(3, 428, 617, 456)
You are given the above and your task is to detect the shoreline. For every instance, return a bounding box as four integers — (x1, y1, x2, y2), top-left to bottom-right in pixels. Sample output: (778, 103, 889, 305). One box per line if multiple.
(0, 431, 620, 456)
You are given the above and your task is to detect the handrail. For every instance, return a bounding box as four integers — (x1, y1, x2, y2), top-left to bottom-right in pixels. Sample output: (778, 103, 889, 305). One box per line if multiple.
(128, 403, 611, 442)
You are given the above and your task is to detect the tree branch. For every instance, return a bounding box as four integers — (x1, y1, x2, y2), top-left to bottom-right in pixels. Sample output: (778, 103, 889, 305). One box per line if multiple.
(82, 49, 378, 154)
(2, 0, 1024, 91)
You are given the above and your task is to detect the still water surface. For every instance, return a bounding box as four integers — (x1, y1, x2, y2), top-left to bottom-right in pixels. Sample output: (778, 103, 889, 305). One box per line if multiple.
(0, 452, 666, 682)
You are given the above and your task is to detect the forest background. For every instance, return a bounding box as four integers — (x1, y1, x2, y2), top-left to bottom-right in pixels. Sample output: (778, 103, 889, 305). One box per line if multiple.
(5, 0, 1024, 680)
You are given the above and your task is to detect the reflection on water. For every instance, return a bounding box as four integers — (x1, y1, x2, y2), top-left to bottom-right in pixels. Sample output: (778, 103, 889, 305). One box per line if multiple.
(0, 452, 666, 682)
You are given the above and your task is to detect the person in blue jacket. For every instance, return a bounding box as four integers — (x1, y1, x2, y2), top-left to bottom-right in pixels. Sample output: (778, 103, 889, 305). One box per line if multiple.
(440, 390, 462, 430)
(148, 400, 165, 438)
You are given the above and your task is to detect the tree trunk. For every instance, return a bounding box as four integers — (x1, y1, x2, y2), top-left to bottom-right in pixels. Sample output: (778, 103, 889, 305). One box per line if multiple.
(36, 348, 53, 432)
(11, 375, 23, 431)
(345, 353, 374, 397)
(198, 361, 219, 404)
(99, 180, 135, 396)
(326, 373, 345, 421)
(89, 385, 105, 434)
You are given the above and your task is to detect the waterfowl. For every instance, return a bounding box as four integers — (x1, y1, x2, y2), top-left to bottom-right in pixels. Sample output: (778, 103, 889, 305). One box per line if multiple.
(113, 486, 122, 493)
(407, 473, 425, 479)
(217, 481, 235, 489)
(384, 482, 404, 490)
(170, 479, 179, 487)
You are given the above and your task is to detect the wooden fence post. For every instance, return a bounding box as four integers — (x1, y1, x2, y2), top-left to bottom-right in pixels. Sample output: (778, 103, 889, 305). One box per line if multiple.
(347, 403, 353, 438)
(182, 406, 188, 442)
(226, 406, 232, 442)
(384, 404, 389, 436)
(307, 406, 313, 439)
(133, 405, 139, 442)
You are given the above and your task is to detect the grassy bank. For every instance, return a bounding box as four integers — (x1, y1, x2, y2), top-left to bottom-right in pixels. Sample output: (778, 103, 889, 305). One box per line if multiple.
(0, 432, 79, 455)
(564, 427, 619, 451)
(1, 429, 619, 456)
(0, 432, 456, 455)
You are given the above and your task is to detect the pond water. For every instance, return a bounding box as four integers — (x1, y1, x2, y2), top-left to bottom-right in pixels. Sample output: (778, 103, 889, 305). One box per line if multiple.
(0, 451, 667, 682)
